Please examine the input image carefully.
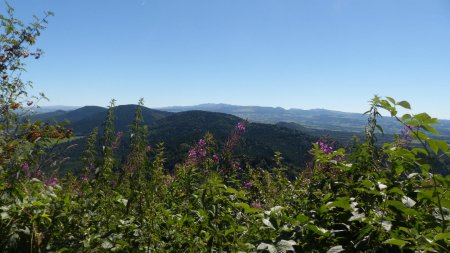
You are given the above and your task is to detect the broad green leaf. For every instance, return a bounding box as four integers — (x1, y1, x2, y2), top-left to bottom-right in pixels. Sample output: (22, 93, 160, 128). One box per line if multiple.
(257, 243, 277, 253)
(101, 241, 113, 249)
(389, 187, 404, 195)
(427, 139, 448, 154)
(348, 212, 365, 222)
(434, 233, 450, 241)
(415, 113, 432, 122)
(397, 101, 411, 109)
(296, 213, 309, 223)
(384, 239, 408, 248)
(225, 226, 244, 236)
(306, 224, 329, 236)
(327, 245, 345, 253)
(412, 147, 428, 156)
(401, 114, 412, 121)
(262, 218, 275, 229)
(414, 131, 429, 140)
(380, 220, 392, 231)
(422, 124, 439, 135)
(378, 182, 387, 190)
(1, 212, 10, 220)
(440, 199, 450, 210)
(326, 197, 351, 211)
(276, 240, 296, 252)
(386, 97, 396, 104)
(386, 200, 417, 216)
(401, 196, 416, 208)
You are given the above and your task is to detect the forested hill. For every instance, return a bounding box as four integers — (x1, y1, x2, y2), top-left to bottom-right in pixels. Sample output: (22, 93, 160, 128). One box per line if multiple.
(39, 106, 315, 174)
(32, 105, 172, 135)
(148, 110, 314, 170)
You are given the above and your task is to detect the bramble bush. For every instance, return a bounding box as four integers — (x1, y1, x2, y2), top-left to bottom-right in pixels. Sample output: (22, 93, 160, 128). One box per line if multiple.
(1, 5, 449, 253)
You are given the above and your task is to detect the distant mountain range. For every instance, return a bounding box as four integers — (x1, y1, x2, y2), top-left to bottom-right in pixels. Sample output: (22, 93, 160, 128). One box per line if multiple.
(35, 103, 450, 141)
(158, 103, 450, 139)
(33, 105, 80, 114)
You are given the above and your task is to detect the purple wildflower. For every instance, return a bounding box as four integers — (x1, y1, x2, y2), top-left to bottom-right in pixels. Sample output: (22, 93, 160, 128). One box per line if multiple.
(318, 140, 334, 154)
(225, 122, 247, 150)
(398, 125, 416, 147)
(243, 180, 253, 189)
(198, 139, 207, 147)
(250, 201, 262, 209)
(34, 169, 43, 179)
(236, 122, 246, 133)
(212, 154, 220, 164)
(80, 174, 89, 182)
(188, 149, 197, 159)
(45, 177, 58, 187)
(163, 175, 175, 186)
(187, 139, 209, 165)
(21, 162, 31, 178)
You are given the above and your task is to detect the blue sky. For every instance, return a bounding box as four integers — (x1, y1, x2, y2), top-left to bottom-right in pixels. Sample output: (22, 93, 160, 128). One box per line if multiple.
(4, 0, 450, 119)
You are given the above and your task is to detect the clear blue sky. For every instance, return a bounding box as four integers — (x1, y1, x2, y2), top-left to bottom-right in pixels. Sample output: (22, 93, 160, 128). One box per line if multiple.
(4, 0, 450, 119)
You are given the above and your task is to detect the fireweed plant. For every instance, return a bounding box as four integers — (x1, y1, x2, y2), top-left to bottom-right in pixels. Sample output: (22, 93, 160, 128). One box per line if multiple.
(1, 6, 449, 253)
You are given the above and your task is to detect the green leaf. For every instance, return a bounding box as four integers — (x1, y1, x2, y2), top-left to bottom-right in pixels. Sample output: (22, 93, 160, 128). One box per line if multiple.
(440, 199, 450, 210)
(380, 220, 392, 231)
(325, 197, 351, 211)
(417, 189, 434, 202)
(262, 218, 275, 229)
(376, 125, 384, 134)
(384, 239, 408, 248)
(427, 139, 448, 154)
(306, 224, 329, 236)
(397, 101, 411, 109)
(415, 113, 431, 122)
(414, 131, 429, 141)
(401, 196, 416, 208)
(386, 97, 396, 105)
(401, 114, 412, 121)
(327, 245, 345, 253)
(233, 202, 260, 213)
(1, 212, 10, 220)
(385, 200, 417, 216)
(434, 233, 450, 241)
(276, 240, 296, 252)
(412, 147, 428, 156)
(422, 124, 439, 135)
(257, 243, 277, 253)
(101, 241, 113, 249)
(389, 187, 404, 195)
(296, 213, 309, 223)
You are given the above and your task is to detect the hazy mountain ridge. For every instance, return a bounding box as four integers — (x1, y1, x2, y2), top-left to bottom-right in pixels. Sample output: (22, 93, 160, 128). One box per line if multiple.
(159, 103, 450, 138)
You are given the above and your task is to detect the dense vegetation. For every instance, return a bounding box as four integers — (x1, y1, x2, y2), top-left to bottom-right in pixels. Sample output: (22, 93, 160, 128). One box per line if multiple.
(1, 6, 449, 252)
(33, 105, 315, 176)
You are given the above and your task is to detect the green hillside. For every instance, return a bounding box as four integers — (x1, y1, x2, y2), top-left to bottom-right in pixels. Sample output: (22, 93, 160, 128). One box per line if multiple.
(55, 109, 314, 175)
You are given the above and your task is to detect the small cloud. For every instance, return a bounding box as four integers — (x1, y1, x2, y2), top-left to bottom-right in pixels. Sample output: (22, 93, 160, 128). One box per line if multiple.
(140, 0, 147, 6)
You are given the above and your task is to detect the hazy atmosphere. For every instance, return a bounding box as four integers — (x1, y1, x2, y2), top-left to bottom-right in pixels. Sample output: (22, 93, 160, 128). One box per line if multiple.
(5, 0, 450, 119)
